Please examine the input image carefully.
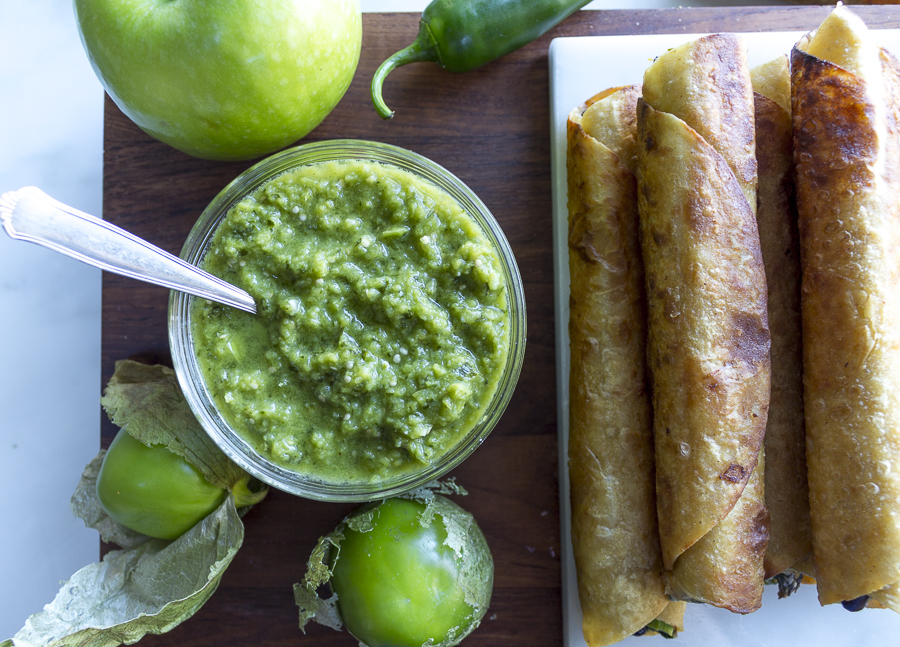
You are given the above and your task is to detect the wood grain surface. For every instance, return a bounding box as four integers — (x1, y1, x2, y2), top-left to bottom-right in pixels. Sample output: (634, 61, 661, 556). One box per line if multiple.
(100, 7, 900, 646)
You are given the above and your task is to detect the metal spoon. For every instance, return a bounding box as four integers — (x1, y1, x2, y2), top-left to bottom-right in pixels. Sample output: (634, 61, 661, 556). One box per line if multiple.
(0, 186, 256, 314)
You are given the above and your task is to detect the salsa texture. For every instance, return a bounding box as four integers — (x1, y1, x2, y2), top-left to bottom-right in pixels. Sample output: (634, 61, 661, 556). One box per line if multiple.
(191, 159, 511, 483)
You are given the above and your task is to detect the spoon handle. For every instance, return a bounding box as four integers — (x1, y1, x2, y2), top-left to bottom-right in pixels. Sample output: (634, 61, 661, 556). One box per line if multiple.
(0, 186, 256, 314)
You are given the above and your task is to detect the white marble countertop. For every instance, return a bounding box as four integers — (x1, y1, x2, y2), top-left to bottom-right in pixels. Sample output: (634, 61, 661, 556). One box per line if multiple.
(0, 0, 786, 636)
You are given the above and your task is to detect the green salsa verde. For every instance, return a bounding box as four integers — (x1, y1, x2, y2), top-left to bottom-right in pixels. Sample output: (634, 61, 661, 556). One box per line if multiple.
(191, 159, 511, 484)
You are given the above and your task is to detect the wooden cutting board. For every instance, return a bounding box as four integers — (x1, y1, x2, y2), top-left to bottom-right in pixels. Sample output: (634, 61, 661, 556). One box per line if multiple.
(100, 7, 900, 646)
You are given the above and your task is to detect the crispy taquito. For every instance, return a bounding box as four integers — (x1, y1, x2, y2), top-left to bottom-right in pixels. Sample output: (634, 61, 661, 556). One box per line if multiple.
(792, 5, 900, 612)
(567, 85, 683, 645)
(636, 33, 770, 613)
(751, 56, 813, 582)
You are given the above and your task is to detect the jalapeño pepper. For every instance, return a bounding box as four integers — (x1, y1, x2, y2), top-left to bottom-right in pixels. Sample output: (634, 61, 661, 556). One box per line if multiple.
(371, 0, 592, 118)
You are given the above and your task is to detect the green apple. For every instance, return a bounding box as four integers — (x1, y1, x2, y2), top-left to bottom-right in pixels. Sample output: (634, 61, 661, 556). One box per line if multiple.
(74, 0, 362, 161)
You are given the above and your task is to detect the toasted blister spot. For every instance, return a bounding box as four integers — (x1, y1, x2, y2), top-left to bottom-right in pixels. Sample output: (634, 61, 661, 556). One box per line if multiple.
(569, 213, 604, 264)
(663, 290, 681, 321)
(687, 192, 716, 234)
(749, 507, 772, 556)
(720, 463, 747, 483)
(728, 311, 770, 369)
(651, 228, 669, 247)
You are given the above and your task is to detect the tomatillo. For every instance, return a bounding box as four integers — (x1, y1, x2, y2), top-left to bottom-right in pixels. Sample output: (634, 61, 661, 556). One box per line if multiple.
(96, 429, 227, 540)
(329, 496, 493, 647)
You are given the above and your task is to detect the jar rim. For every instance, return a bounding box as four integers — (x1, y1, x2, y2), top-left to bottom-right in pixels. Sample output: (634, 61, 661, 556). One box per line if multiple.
(168, 140, 526, 502)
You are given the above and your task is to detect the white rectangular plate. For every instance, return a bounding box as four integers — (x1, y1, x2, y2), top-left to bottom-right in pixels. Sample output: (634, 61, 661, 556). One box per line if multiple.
(550, 29, 900, 647)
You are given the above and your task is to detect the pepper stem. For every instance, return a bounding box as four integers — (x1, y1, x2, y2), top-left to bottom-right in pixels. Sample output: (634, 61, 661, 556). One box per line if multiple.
(371, 21, 440, 119)
(231, 474, 269, 509)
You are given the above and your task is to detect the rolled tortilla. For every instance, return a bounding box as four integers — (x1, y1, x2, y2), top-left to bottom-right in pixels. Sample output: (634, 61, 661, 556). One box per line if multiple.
(792, 5, 900, 611)
(567, 86, 676, 645)
(637, 33, 770, 613)
(664, 454, 767, 611)
(751, 56, 813, 581)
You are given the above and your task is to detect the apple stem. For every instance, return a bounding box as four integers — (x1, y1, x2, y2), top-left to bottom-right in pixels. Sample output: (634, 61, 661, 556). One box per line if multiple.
(371, 22, 440, 120)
